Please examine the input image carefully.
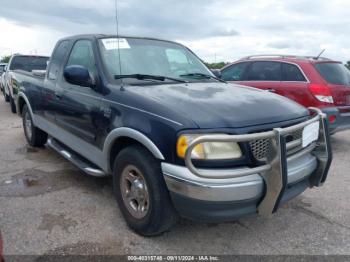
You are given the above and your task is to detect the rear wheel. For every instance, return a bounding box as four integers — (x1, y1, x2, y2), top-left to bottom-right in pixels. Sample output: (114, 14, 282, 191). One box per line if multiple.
(22, 104, 47, 147)
(4, 89, 9, 102)
(113, 145, 177, 236)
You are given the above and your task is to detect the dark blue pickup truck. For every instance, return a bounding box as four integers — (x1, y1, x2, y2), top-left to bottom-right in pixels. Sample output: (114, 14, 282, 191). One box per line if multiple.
(15, 34, 332, 236)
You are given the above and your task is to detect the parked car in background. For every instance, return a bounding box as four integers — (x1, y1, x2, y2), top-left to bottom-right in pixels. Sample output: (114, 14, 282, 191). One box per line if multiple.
(15, 35, 331, 236)
(1, 73, 6, 101)
(0, 63, 7, 75)
(0, 63, 7, 96)
(220, 55, 350, 134)
(3, 54, 49, 113)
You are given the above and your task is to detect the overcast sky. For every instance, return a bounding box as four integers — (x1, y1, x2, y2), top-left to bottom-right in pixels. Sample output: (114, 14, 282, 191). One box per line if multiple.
(0, 0, 349, 63)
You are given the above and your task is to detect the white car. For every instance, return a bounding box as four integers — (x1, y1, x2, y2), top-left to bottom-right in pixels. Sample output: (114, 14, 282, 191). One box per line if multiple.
(0, 63, 8, 101)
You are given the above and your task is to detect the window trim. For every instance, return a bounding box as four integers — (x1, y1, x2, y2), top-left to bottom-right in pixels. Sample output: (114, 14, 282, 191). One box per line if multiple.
(47, 40, 71, 81)
(60, 38, 100, 88)
(281, 62, 309, 83)
(220, 61, 250, 81)
(224, 60, 310, 83)
(244, 61, 282, 82)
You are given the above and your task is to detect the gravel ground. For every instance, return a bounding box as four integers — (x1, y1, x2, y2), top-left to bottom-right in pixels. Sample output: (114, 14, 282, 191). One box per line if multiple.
(0, 94, 349, 256)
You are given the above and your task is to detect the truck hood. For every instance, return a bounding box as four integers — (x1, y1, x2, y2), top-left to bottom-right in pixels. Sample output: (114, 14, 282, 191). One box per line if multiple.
(128, 82, 309, 129)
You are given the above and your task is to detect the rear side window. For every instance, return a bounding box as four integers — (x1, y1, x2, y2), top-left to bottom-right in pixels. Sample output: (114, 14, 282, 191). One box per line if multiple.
(221, 62, 249, 81)
(48, 40, 70, 80)
(246, 61, 281, 81)
(9, 56, 49, 72)
(282, 63, 306, 82)
(315, 63, 350, 86)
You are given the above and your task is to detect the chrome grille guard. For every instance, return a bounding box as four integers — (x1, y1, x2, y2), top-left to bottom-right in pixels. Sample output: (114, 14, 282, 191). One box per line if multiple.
(184, 107, 332, 217)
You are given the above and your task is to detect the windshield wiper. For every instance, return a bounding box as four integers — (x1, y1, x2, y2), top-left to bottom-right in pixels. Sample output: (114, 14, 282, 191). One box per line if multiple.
(180, 73, 226, 83)
(114, 74, 187, 83)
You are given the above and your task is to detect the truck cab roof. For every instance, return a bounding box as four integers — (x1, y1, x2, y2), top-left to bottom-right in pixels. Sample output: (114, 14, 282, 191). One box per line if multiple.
(60, 34, 186, 47)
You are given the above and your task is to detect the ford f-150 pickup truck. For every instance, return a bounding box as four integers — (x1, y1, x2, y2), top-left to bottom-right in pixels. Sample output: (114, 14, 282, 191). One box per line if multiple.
(3, 54, 49, 113)
(15, 34, 332, 236)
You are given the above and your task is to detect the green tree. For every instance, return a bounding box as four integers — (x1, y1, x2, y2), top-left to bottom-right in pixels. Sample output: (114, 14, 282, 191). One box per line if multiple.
(345, 61, 350, 70)
(204, 62, 228, 69)
(1, 55, 11, 63)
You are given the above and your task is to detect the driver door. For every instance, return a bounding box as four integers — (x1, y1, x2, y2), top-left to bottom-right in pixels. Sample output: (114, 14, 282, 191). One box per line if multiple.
(54, 39, 103, 146)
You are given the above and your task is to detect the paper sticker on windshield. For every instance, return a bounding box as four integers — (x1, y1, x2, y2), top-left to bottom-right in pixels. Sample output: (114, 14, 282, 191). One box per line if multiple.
(102, 38, 130, 50)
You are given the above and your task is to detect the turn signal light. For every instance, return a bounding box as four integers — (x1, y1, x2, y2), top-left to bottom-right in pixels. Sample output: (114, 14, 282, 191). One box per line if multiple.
(308, 84, 334, 104)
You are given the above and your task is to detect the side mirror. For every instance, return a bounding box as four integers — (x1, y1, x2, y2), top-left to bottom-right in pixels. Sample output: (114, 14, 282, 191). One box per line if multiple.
(211, 69, 222, 78)
(63, 65, 94, 87)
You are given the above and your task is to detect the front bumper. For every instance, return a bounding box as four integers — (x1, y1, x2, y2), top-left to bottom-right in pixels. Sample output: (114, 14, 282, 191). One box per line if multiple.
(322, 106, 350, 134)
(163, 107, 332, 221)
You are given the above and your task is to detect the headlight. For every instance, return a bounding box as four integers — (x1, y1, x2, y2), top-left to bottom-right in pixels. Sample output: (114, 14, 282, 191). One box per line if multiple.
(177, 134, 242, 160)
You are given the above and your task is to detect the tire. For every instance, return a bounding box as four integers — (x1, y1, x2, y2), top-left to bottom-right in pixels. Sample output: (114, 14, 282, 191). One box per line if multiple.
(4, 90, 9, 102)
(113, 145, 177, 236)
(22, 104, 48, 147)
(10, 95, 16, 113)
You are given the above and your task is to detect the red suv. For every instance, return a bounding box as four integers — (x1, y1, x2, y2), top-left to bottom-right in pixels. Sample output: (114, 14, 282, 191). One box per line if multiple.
(220, 55, 350, 133)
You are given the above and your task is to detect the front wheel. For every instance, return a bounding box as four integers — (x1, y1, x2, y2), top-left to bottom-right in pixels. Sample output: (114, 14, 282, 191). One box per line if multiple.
(22, 104, 48, 147)
(4, 90, 9, 102)
(10, 95, 16, 113)
(113, 145, 177, 236)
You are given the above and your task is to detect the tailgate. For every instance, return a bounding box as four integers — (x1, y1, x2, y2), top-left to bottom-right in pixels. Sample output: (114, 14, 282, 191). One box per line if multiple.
(328, 83, 350, 106)
(313, 62, 350, 106)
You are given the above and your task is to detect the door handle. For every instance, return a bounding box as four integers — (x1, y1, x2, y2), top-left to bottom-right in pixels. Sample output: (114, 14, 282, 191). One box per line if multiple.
(54, 92, 62, 99)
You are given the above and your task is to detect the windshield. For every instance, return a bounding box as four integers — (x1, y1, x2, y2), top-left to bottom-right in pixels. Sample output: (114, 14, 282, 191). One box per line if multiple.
(9, 56, 49, 72)
(315, 62, 350, 86)
(98, 37, 213, 83)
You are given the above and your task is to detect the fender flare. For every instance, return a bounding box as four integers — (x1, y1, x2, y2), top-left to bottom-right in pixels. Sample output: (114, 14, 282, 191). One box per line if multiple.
(17, 92, 34, 120)
(103, 127, 165, 172)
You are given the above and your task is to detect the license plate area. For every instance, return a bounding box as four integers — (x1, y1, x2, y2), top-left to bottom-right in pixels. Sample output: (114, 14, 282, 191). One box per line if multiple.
(347, 95, 350, 105)
(302, 122, 319, 148)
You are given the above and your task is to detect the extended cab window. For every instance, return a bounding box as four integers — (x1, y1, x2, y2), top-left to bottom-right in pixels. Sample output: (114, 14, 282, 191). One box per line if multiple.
(67, 40, 96, 74)
(246, 61, 281, 81)
(282, 63, 306, 82)
(221, 62, 249, 81)
(48, 40, 69, 80)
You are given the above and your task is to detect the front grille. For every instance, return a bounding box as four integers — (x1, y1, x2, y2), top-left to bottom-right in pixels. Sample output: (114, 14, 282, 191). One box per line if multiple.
(249, 138, 270, 161)
(291, 129, 303, 140)
(250, 129, 303, 161)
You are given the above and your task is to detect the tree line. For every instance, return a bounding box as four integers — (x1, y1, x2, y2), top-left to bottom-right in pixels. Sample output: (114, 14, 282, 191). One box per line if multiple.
(1, 55, 11, 63)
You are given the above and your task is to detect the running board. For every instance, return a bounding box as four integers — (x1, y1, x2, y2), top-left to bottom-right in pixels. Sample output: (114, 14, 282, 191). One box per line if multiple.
(47, 137, 108, 177)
